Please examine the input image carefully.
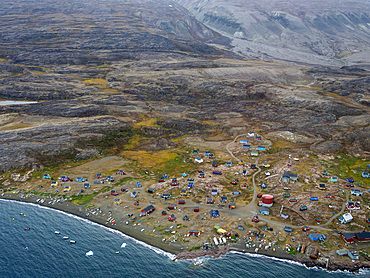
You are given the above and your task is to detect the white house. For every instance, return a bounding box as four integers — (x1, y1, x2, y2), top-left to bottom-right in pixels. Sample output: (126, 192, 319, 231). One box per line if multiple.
(195, 157, 203, 163)
(339, 213, 353, 224)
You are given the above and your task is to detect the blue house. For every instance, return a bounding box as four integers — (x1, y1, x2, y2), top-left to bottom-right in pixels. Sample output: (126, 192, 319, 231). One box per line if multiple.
(137, 182, 141, 187)
(188, 182, 194, 188)
(210, 210, 219, 218)
(362, 172, 369, 178)
(257, 146, 266, 150)
(43, 174, 51, 179)
(243, 144, 251, 149)
(310, 197, 319, 201)
(348, 252, 359, 260)
(260, 207, 269, 215)
(163, 173, 168, 178)
(76, 177, 85, 182)
(309, 233, 326, 241)
(226, 161, 232, 167)
(284, 226, 293, 232)
(240, 139, 249, 144)
(205, 151, 210, 156)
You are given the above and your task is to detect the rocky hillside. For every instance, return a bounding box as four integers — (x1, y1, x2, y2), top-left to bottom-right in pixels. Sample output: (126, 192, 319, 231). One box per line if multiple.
(0, 0, 369, 171)
(175, 0, 370, 66)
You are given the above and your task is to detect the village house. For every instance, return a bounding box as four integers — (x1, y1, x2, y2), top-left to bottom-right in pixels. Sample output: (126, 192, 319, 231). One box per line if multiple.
(351, 189, 363, 196)
(141, 205, 155, 215)
(260, 206, 269, 215)
(338, 213, 353, 224)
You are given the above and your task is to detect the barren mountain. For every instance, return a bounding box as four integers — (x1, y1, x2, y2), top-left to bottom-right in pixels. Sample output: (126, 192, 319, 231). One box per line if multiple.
(175, 0, 370, 66)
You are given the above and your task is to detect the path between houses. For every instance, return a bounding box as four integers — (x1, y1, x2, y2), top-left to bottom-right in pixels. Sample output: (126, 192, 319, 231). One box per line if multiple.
(320, 191, 349, 228)
(225, 133, 338, 233)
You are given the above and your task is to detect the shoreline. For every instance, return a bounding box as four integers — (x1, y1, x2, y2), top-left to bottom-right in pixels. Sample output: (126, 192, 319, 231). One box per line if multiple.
(1, 194, 369, 273)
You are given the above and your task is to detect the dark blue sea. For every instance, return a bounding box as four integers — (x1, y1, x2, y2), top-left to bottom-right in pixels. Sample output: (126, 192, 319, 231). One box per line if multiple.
(0, 199, 368, 278)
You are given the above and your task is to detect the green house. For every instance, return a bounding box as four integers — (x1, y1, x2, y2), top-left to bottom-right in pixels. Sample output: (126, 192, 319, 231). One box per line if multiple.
(330, 176, 338, 183)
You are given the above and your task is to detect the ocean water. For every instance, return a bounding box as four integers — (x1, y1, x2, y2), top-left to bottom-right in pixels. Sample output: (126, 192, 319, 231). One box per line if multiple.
(0, 199, 368, 278)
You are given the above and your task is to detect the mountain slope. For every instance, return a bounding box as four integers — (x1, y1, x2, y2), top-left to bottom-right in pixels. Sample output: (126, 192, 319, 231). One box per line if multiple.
(175, 0, 370, 66)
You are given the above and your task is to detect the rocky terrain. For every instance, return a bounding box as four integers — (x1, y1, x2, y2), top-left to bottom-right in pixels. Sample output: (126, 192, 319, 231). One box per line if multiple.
(0, 0, 368, 172)
(175, 0, 370, 66)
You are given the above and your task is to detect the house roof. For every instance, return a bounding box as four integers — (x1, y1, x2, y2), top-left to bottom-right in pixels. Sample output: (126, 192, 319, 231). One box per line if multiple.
(142, 205, 154, 213)
(260, 206, 269, 212)
(356, 231, 370, 240)
(341, 232, 356, 240)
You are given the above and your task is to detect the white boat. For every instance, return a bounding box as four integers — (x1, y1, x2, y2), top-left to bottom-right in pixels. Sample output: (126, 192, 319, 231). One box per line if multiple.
(213, 237, 219, 246)
(85, 250, 93, 256)
(70, 240, 76, 244)
(222, 237, 227, 244)
(63, 236, 69, 240)
(54, 231, 60, 234)
(121, 243, 127, 248)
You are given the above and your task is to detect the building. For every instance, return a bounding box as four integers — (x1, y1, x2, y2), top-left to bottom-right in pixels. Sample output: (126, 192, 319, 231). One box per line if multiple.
(257, 146, 266, 150)
(240, 139, 249, 144)
(243, 144, 251, 149)
(114, 199, 121, 205)
(348, 251, 360, 260)
(351, 189, 363, 196)
(355, 231, 370, 242)
(338, 213, 353, 224)
(260, 194, 274, 207)
(195, 157, 203, 163)
(281, 171, 298, 183)
(211, 189, 218, 195)
(251, 151, 259, 156)
(284, 226, 293, 232)
(336, 249, 348, 256)
(341, 232, 356, 244)
(260, 206, 269, 215)
(189, 230, 200, 236)
(210, 210, 219, 217)
(309, 233, 326, 241)
(229, 203, 236, 209)
(141, 205, 155, 215)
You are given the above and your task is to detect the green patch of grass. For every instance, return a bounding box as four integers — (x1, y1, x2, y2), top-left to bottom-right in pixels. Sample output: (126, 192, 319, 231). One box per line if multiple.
(71, 192, 100, 205)
(287, 247, 297, 255)
(188, 245, 202, 251)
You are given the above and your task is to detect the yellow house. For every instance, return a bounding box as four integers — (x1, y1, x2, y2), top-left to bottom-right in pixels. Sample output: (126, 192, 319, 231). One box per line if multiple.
(51, 181, 58, 187)
(114, 199, 121, 205)
(63, 185, 71, 192)
(318, 184, 326, 190)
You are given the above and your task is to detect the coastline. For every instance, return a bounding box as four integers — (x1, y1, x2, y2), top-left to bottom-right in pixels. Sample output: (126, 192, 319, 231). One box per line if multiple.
(1, 194, 369, 274)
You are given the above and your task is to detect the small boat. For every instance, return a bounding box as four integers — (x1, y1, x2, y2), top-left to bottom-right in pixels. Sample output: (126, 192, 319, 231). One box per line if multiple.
(121, 243, 127, 248)
(85, 250, 93, 256)
(70, 240, 76, 244)
(54, 231, 60, 234)
(115, 251, 120, 254)
(63, 236, 69, 240)
(24, 227, 30, 230)
(19, 213, 23, 215)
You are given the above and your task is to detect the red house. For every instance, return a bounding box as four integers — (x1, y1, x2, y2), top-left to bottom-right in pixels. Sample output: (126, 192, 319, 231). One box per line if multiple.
(168, 205, 176, 210)
(168, 214, 176, 221)
(341, 232, 356, 244)
(355, 231, 370, 242)
(141, 205, 155, 215)
(178, 200, 185, 204)
(194, 206, 199, 212)
(189, 230, 200, 236)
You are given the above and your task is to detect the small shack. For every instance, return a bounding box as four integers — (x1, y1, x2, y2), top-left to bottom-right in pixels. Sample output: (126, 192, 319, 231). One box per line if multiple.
(348, 251, 360, 260)
(260, 206, 269, 215)
(309, 233, 326, 241)
(189, 230, 200, 236)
